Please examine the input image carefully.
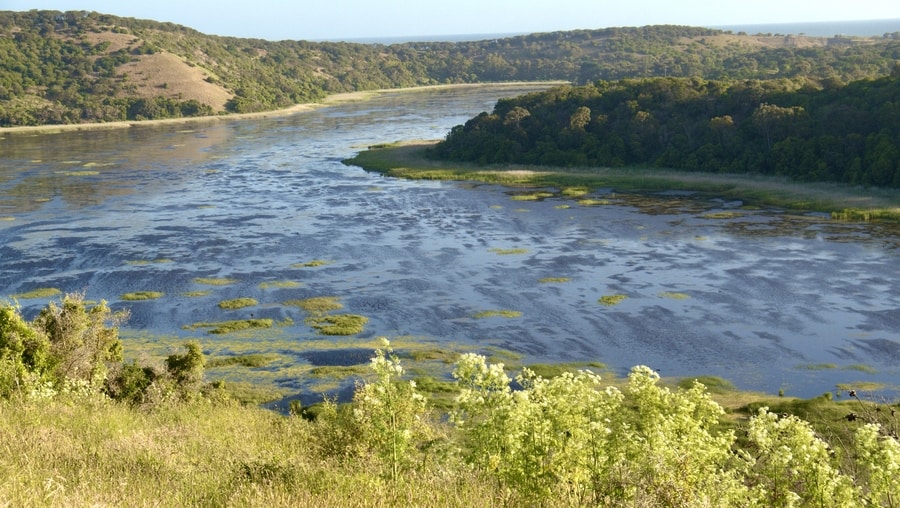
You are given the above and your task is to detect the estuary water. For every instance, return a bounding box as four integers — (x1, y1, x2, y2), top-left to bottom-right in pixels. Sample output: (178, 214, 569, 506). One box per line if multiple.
(1, 85, 898, 402)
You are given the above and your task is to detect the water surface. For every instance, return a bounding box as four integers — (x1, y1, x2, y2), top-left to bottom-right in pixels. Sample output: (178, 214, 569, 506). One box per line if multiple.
(1, 85, 898, 401)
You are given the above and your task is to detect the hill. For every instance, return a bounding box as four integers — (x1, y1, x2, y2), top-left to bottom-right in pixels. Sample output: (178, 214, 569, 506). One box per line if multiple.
(1, 10, 899, 126)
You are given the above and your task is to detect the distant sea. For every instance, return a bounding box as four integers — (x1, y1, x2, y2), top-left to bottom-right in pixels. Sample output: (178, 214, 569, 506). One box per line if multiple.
(325, 19, 899, 45)
(710, 18, 900, 37)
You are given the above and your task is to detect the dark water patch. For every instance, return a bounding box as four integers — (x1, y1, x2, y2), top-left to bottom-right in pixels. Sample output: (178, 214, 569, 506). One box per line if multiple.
(855, 338, 900, 363)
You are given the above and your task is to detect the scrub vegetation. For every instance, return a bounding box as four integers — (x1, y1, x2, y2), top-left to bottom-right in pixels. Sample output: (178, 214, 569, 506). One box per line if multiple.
(2, 306, 898, 506)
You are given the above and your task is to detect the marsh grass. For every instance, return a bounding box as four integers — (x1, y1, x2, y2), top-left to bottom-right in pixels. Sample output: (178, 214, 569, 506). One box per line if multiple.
(218, 298, 258, 310)
(183, 319, 274, 334)
(473, 310, 522, 319)
(12, 287, 61, 299)
(577, 198, 611, 206)
(181, 290, 211, 297)
(306, 314, 368, 335)
(207, 354, 278, 368)
(193, 277, 238, 286)
(0, 216, 14, 221)
(677, 375, 735, 394)
(291, 260, 332, 268)
(510, 191, 554, 201)
(120, 291, 164, 301)
(258, 281, 302, 289)
(702, 211, 744, 219)
(538, 277, 571, 283)
(598, 294, 628, 306)
(309, 365, 369, 377)
(126, 259, 173, 265)
(489, 247, 528, 255)
(658, 291, 690, 300)
(285, 296, 343, 313)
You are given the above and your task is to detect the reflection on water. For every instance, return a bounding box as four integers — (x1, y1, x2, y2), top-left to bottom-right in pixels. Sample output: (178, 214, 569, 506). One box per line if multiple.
(1, 85, 898, 401)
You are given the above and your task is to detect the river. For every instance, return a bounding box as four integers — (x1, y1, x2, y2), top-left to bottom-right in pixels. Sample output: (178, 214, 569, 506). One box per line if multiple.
(1, 85, 898, 403)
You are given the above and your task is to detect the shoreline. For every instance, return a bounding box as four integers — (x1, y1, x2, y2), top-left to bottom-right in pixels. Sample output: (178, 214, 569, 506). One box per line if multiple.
(346, 141, 900, 218)
(0, 82, 566, 137)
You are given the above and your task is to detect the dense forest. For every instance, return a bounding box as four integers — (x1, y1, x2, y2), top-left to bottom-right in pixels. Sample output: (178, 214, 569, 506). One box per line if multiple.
(1, 9, 900, 126)
(430, 72, 900, 188)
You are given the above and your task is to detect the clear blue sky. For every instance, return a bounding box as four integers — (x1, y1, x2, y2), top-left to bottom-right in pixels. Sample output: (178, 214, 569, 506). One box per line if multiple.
(4, 0, 900, 40)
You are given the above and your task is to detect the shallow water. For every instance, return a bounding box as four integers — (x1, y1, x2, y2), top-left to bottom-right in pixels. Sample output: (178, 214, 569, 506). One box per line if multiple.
(1, 85, 898, 401)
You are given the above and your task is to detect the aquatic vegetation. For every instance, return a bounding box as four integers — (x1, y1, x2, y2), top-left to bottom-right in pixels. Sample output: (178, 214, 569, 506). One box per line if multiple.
(554, 204, 571, 209)
(182, 319, 274, 334)
(836, 382, 886, 392)
(309, 365, 369, 377)
(291, 260, 332, 268)
(561, 187, 589, 198)
(306, 314, 368, 335)
(193, 277, 238, 286)
(59, 170, 100, 176)
(285, 296, 343, 313)
(258, 281, 302, 289)
(658, 291, 690, 300)
(510, 191, 554, 201)
(12, 287, 61, 299)
(473, 310, 522, 319)
(702, 211, 744, 219)
(120, 291, 164, 301)
(125, 259, 173, 265)
(598, 294, 628, 306)
(489, 247, 528, 255)
(218, 298, 258, 310)
(843, 364, 877, 374)
(180, 290, 211, 297)
(677, 375, 735, 394)
(577, 198, 611, 206)
(207, 354, 278, 368)
(0, 216, 14, 221)
(796, 363, 839, 371)
(539, 277, 571, 283)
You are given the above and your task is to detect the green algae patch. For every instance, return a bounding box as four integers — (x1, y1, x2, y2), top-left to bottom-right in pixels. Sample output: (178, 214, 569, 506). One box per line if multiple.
(193, 277, 238, 286)
(207, 354, 279, 368)
(12, 287, 61, 299)
(796, 363, 839, 371)
(539, 277, 571, 284)
(258, 281, 302, 289)
(285, 296, 343, 314)
(0, 216, 14, 221)
(306, 314, 368, 335)
(578, 198, 611, 206)
(598, 294, 628, 306)
(126, 259, 173, 265)
(218, 298, 258, 310)
(309, 365, 369, 377)
(554, 204, 571, 209)
(702, 211, 744, 219)
(292, 259, 332, 268)
(121, 291, 164, 301)
(183, 319, 274, 334)
(510, 191, 554, 201)
(489, 247, 528, 255)
(561, 187, 590, 198)
(658, 291, 690, 300)
(843, 364, 877, 374)
(473, 310, 522, 319)
(181, 290, 212, 298)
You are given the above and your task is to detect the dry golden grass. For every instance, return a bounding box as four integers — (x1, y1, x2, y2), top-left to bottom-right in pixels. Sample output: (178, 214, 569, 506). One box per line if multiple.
(116, 52, 232, 111)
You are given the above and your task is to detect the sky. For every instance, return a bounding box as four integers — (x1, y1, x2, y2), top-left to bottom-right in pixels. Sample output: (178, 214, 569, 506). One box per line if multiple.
(4, 0, 900, 41)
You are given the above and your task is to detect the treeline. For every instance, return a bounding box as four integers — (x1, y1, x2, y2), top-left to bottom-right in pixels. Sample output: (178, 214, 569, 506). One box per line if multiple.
(2, 10, 900, 126)
(431, 72, 900, 188)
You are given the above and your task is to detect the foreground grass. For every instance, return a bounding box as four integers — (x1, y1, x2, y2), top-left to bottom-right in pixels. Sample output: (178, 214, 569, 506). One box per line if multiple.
(0, 397, 494, 507)
(345, 142, 900, 220)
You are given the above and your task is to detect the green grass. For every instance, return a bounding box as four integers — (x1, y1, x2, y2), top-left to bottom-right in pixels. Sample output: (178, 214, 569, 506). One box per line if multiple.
(218, 298, 258, 310)
(12, 287, 61, 299)
(677, 375, 735, 394)
(306, 314, 368, 335)
(193, 277, 238, 286)
(120, 291, 164, 301)
(284, 296, 343, 313)
(598, 294, 628, 306)
(182, 319, 274, 334)
(473, 310, 522, 319)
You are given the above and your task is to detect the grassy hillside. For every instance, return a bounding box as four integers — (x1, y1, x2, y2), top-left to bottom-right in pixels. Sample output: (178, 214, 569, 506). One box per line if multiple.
(1, 10, 899, 126)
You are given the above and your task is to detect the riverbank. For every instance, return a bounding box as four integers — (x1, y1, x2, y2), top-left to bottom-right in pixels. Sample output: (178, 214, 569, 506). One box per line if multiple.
(346, 141, 900, 220)
(0, 82, 567, 137)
